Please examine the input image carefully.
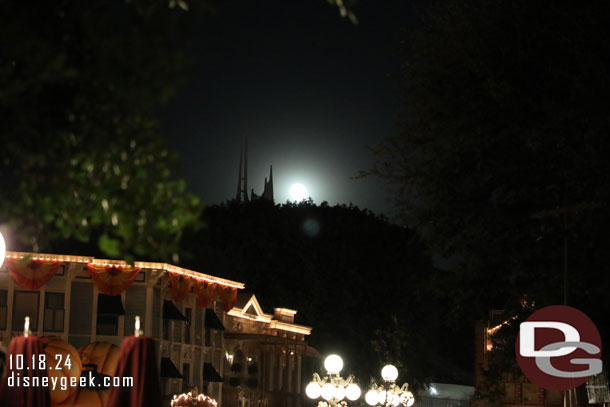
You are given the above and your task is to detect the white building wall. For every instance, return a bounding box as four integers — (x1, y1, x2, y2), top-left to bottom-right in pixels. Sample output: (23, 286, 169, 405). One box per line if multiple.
(0, 261, 228, 406)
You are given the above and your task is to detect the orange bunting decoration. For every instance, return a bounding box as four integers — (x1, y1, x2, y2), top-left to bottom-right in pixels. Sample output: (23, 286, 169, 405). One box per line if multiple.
(193, 280, 216, 308)
(168, 272, 192, 302)
(86, 264, 141, 296)
(6, 258, 63, 289)
(218, 285, 237, 312)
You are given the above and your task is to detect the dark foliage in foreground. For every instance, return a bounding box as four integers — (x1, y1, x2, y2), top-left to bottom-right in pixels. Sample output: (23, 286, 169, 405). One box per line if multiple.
(0, 0, 204, 262)
(369, 0, 610, 390)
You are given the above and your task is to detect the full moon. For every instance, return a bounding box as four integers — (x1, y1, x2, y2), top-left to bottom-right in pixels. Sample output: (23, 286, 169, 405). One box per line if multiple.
(289, 183, 308, 201)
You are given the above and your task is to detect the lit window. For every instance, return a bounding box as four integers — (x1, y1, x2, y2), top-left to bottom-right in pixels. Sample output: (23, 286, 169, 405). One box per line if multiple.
(44, 292, 65, 332)
(12, 291, 39, 331)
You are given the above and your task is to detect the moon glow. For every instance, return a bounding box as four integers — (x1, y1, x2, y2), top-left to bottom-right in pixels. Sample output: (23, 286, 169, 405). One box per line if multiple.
(289, 183, 308, 201)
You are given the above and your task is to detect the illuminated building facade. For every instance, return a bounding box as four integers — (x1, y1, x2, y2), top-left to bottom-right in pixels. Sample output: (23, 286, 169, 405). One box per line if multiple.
(222, 293, 318, 407)
(0, 251, 244, 405)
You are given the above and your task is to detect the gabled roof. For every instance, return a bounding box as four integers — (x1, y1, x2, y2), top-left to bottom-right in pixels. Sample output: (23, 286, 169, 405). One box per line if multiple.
(230, 293, 273, 322)
(227, 293, 311, 335)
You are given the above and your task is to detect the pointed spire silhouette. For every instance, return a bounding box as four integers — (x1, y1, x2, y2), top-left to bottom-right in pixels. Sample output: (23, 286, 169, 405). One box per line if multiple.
(235, 138, 249, 202)
(262, 165, 274, 202)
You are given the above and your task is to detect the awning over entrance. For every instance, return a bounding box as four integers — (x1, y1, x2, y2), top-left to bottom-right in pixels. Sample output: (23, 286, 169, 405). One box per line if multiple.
(203, 363, 223, 382)
(160, 357, 183, 379)
(205, 308, 225, 331)
(97, 294, 125, 315)
(163, 300, 187, 321)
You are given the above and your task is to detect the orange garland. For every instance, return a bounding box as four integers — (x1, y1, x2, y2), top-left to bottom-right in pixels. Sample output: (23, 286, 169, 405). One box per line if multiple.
(193, 280, 216, 308)
(6, 258, 63, 289)
(86, 264, 141, 295)
(218, 285, 237, 312)
(168, 272, 192, 302)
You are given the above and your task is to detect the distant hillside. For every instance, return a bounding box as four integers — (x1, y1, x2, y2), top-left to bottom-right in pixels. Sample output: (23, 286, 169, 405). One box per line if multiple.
(181, 200, 471, 386)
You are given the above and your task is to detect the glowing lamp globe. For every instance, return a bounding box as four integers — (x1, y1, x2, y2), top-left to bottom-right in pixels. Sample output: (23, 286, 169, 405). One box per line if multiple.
(365, 390, 379, 406)
(406, 391, 415, 407)
(391, 394, 401, 406)
(378, 390, 387, 403)
(345, 383, 361, 401)
(305, 382, 321, 399)
(321, 383, 335, 401)
(324, 354, 343, 374)
(334, 385, 346, 401)
(381, 364, 399, 381)
(0, 232, 5, 268)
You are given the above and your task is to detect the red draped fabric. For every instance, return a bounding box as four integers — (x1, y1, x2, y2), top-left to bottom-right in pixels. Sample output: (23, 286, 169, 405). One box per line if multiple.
(218, 285, 237, 312)
(86, 264, 141, 296)
(168, 272, 192, 302)
(193, 280, 216, 308)
(106, 336, 162, 407)
(0, 336, 51, 407)
(6, 258, 63, 290)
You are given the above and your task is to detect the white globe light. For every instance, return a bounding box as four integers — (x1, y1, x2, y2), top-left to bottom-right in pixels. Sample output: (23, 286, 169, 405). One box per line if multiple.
(345, 384, 361, 401)
(324, 354, 343, 374)
(334, 385, 346, 401)
(0, 232, 5, 269)
(377, 390, 388, 404)
(321, 383, 335, 401)
(289, 183, 308, 201)
(365, 390, 379, 406)
(391, 394, 401, 406)
(406, 391, 415, 407)
(305, 382, 321, 399)
(381, 364, 399, 381)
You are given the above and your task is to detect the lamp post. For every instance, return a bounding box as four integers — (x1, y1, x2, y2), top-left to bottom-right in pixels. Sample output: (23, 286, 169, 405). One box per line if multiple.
(306, 354, 361, 407)
(365, 364, 415, 407)
(0, 231, 5, 269)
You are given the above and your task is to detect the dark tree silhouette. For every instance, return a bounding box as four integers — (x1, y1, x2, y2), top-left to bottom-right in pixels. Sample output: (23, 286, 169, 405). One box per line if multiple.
(0, 0, 203, 261)
(181, 200, 468, 386)
(369, 0, 610, 383)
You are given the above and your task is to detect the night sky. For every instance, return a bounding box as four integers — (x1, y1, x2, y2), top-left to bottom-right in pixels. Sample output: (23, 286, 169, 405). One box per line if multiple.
(162, 0, 413, 215)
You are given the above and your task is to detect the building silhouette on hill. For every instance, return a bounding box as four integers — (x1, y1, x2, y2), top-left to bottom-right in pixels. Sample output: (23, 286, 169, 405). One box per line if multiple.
(235, 140, 274, 203)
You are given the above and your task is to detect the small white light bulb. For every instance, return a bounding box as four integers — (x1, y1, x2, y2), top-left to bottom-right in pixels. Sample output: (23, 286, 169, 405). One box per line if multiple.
(365, 390, 379, 406)
(0, 232, 5, 269)
(334, 385, 346, 401)
(381, 364, 399, 381)
(324, 354, 344, 374)
(346, 383, 361, 401)
(321, 383, 335, 401)
(305, 382, 321, 399)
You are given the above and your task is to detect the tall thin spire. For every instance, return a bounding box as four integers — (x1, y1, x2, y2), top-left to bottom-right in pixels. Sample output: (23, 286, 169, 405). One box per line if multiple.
(236, 138, 249, 202)
(262, 165, 274, 202)
(236, 149, 242, 200)
(244, 137, 248, 200)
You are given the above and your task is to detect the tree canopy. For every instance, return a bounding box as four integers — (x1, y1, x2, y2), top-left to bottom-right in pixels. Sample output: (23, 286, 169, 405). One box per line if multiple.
(370, 0, 610, 376)
(0, 0, 203, 261)
(181, 200, 468, 387)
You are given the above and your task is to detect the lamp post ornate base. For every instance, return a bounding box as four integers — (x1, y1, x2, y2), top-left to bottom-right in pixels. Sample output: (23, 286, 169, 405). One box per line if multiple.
(365, 364, 415, 407)
(306, 355, 362, 407)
